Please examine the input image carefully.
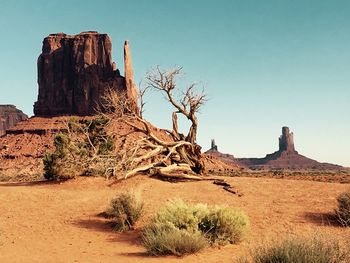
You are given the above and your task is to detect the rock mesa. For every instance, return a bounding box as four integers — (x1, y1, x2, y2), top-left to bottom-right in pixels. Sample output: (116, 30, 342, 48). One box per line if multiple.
(0, 105, 28, 136)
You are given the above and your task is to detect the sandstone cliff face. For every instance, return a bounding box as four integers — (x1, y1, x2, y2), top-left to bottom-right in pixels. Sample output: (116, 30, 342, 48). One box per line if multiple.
(0, 105, 28, 136)
(34, 31, 138, 116)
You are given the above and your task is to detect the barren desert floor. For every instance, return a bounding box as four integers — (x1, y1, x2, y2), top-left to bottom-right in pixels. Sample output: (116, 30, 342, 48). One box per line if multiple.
(0, 176, 350, 263)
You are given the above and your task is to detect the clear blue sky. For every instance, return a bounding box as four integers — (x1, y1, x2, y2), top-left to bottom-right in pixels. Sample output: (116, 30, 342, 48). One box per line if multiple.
(0, 0, 349, 166)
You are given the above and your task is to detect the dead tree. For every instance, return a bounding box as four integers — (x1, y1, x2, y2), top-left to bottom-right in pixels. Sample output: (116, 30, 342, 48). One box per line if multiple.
(108, 67, 207, 180)
(47, 68, 206, 181)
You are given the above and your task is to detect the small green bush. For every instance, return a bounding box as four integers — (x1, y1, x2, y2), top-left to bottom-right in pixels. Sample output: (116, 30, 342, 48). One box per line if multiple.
(98, 136, 115, 155)
(53, 133, 69, 158)
(105, 192, 143, 231)
(247, 235, 348, 263)
(43, 118, 116, 180)
(43, 153, 55, 180)
(142, 199, 249, 256)
(336, 191, 350, 227)
(43, 133, 71, 180)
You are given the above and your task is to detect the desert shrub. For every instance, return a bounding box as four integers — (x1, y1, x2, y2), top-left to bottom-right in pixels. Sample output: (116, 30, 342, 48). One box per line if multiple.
(199, 205, 250, 245)
(98, 136, 115, 155)
(43, 118, 116, 180)
(53, 133, 70, 158)
(43, 153, 55, 180)
(142, 221, 207, 256)
(105, 192, 143, 231)
(152, 199, 208, 232)
(336, 191, 350, 227)
(246, 235, 348, 263)
(43, 133, 73, 180)
(142, 199, 249, 256)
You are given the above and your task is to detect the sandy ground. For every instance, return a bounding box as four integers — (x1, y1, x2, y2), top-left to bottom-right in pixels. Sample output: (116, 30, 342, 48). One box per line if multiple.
(0, 176, 350, 263)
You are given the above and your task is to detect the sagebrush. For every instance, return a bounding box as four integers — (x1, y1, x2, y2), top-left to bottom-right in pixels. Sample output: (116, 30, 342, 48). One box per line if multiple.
(142, 222, 207, 256)
(243, 234, 348, 263)
(199, 205, 249, 245)
(105, 192, 143, 231)
(142, 199, 249, 256)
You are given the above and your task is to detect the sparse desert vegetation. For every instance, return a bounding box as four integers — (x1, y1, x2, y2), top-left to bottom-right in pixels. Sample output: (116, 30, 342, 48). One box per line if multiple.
(104, 192, 144, 231)
(142, 221, 208, 256)
(242, 234, 349, 263)
(1, 176, 350, 262)
(43, 117, 116, 180)
(142, 199, 249, 256)
(199, 204, 249, 245)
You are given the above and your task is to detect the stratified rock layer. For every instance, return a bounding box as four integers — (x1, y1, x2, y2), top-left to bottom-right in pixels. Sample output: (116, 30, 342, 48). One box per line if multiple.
(0, 105, 28, 136)
(34, 31, 138, 116)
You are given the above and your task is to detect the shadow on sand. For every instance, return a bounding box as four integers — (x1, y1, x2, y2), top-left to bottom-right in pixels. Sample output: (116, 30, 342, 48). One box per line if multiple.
(0, 179, 65, 187)
(73, 214, 142, 245)
(304, 211, 341, 227)
(73, 215, 160, 258)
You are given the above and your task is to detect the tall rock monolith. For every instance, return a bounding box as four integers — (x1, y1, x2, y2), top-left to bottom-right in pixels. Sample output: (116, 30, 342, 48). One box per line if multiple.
(278, 126, 296, 152)
(124, 40, 139, 113)
(211, 139, 218, 151)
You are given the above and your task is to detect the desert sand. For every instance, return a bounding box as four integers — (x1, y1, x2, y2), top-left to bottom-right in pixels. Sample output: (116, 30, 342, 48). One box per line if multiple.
(0, 176, 349, 263)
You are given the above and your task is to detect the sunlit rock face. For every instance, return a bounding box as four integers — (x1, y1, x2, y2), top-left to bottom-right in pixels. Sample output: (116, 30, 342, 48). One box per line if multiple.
(34, 31, 138, 116)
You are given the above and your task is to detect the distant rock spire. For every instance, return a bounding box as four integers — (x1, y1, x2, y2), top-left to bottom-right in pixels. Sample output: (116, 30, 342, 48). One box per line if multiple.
(279, 126, 296, 152)
(211, 139, 218, 151)
(124, 40, 139, 113)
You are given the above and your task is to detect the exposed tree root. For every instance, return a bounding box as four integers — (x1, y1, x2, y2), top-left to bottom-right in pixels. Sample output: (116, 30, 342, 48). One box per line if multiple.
(213, 179, 243, 196)
(100, 67, 207, 181)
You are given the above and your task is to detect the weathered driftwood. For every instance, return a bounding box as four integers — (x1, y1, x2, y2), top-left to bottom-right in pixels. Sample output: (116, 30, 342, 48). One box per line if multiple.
(107, 67, 207, 180)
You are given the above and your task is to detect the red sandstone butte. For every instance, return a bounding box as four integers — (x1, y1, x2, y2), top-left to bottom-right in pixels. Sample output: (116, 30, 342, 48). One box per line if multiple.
(33, 31, 139, 116)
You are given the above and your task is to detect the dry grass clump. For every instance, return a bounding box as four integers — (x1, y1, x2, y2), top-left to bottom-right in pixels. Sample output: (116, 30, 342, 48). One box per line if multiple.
(142, 222, 207, 256)
(0, 170, 42, 182)
(243, 234, 348, 263)
(199, 205, 249, 245)
(336, 191, 350, 227)
(142, 199, 249, 256)
(105, 192, 143, 231)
